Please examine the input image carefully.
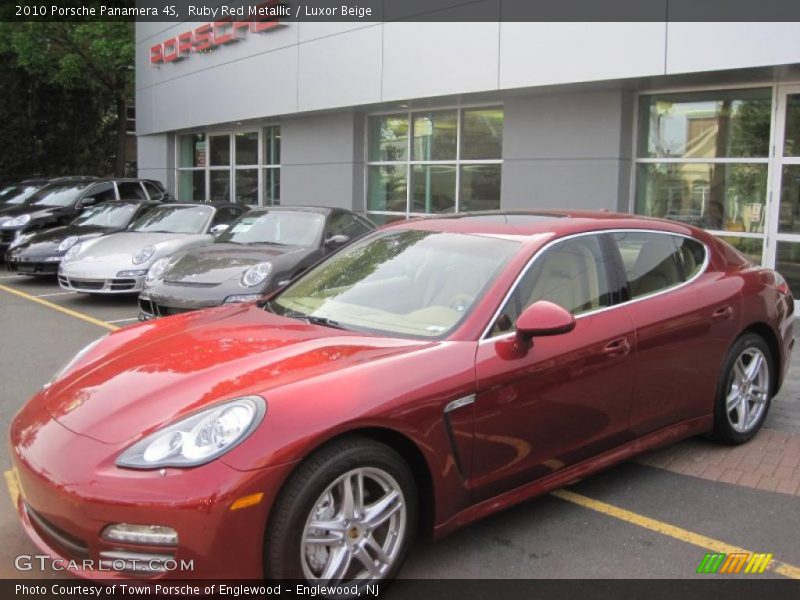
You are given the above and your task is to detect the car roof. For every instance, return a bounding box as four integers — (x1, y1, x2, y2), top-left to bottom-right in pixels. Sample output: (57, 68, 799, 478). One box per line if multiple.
(382, 209, 705, 240)
(246, 205, 336, 215)
(94, 200, 159, 207)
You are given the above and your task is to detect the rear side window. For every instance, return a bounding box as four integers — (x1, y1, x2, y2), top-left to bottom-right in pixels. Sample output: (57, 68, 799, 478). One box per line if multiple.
(143, 181, 164, 200)
(117, 181, 147, 200)
(613, 232, 705, 299)
(489, 234, 612, 336)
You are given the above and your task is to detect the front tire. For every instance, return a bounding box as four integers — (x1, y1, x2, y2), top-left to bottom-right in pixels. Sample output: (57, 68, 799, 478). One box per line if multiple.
(711, 333, 774, 444)
(265, 437, 417, 585)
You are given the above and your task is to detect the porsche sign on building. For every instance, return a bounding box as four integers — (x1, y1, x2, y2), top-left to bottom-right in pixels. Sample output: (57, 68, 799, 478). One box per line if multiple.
(135, 18, 800, 301)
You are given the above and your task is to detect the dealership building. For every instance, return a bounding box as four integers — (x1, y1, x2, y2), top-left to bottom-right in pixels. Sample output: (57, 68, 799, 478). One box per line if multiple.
(135, 20, 800, 296)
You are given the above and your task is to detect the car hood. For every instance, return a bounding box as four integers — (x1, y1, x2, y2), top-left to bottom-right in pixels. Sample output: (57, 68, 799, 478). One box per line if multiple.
(43, 304, 432, 444)
(164, 243, 307, 285)
(0, 204, 57, 220)
(13, 225, 111, 256)
(68, 231, 209, 265)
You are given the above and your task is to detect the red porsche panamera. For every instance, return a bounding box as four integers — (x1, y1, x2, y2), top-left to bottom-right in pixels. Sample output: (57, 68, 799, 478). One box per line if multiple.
(10, 211, 794, 583)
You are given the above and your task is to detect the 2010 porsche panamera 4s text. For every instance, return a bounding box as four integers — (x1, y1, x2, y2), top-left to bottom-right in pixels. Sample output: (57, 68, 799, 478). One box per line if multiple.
(9, 210, 794, 584)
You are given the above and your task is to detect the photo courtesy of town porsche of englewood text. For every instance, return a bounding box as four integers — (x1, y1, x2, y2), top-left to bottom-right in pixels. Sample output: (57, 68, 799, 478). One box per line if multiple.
(0, 2, 799, 600)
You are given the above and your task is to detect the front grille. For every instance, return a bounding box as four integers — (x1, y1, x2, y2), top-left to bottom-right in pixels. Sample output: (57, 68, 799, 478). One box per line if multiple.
(108, 278, 137, 291)
(1, 230, 16, 243)
(138, 297, 191, 318)
(25, 503, 89, 559)
(8, 261, 58, 275)
(65, 278, 105, 291)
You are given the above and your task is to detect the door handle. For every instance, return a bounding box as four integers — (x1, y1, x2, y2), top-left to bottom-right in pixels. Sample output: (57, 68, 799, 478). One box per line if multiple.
(603, 337, 631, 358)
(712, 305, 734, 321)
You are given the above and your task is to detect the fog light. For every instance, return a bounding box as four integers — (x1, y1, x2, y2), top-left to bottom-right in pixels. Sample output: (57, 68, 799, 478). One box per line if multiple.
(224, 294, 262, 304)
(44, 256, 62, 262)
(117, 269, 148, 277)
(101, 524, 178, 546)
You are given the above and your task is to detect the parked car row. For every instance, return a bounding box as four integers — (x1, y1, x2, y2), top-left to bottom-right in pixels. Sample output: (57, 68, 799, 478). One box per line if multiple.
(3, 178, 378, 318)
(8, 209, 794, 586)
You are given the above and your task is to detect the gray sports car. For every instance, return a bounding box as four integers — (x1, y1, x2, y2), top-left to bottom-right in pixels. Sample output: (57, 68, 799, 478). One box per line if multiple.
(58, 203, 246, 294)
(137, 206, 375, 318)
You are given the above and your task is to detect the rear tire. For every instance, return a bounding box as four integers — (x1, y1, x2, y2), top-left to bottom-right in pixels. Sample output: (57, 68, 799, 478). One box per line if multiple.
(264, 436, 417, 585)
(711, 333, 774, 444)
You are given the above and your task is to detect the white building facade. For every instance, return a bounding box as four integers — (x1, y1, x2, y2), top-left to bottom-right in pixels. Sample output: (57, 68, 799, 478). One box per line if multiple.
(135, 20, 800, 296)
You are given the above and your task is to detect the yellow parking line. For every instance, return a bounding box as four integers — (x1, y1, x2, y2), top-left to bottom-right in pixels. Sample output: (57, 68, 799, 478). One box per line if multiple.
(4, 469, 19, 508)
(551, 489, 800, 579)
(0, 284, 119, 332)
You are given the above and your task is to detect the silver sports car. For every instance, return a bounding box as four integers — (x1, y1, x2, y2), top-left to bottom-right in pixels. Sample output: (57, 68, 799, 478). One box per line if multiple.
(57, 202, 247, 294)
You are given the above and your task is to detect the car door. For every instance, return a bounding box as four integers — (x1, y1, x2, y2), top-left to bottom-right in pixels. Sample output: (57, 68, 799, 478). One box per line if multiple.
(470, 233, 636, 501)
(610, 230, 742, 435)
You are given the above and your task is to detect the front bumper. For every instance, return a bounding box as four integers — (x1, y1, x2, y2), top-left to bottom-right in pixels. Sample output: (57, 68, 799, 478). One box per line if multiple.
(10, 413, 294, 580)
(59, 273, 145, 294)
(138, 284, 232, 320)
(6, 254, 60, 275)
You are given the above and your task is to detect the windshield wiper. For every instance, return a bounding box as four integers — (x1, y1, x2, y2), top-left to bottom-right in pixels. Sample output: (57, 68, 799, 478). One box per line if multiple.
(304, 315, 348, 330)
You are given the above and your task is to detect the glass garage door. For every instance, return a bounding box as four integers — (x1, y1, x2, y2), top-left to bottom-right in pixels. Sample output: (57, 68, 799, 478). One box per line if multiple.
(768, 86, 800, 314)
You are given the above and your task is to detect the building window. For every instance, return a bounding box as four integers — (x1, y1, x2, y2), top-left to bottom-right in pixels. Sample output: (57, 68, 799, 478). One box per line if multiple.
(634, 89, 771, 259)
(176, 126, 281, 205)
(366, 107, 503, 223)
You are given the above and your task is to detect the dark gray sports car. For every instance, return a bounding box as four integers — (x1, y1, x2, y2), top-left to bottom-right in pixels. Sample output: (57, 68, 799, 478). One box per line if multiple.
(137, 206, 375, 318)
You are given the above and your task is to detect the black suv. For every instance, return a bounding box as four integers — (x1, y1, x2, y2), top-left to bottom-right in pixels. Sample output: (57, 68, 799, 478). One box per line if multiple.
(0, 177, 172, 254)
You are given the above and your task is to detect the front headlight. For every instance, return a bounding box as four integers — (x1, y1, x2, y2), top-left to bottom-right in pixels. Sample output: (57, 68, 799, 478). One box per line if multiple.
(116, 396, 266, 469)
(63, 242, 83, 262)
(6, 214, 31, 227)
(44, 336, 107, 389)
(146, 257, 170, 283)
(132, 245, 156, 265)
(58, 236, 79, 253)
(241, 262, 272, 287)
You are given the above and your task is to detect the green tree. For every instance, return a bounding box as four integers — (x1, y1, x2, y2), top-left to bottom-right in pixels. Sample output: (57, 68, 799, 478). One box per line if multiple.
(0, 21, 134, 176)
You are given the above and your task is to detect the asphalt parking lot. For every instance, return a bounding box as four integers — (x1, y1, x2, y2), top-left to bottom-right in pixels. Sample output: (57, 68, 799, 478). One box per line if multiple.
(1, 272, 799, 581)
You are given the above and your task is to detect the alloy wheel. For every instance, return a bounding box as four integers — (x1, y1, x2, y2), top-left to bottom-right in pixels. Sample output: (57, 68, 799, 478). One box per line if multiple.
(726, 347, 770, 433)
(300, 467, 407, 584)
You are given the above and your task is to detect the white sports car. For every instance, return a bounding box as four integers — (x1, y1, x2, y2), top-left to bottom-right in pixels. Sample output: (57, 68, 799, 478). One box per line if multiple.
(58, 203, 246, 294)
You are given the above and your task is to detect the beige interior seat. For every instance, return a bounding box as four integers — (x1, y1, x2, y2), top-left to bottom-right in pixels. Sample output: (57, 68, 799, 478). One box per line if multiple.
(525, 245, 600, 314)
(630, 240, 682, 297)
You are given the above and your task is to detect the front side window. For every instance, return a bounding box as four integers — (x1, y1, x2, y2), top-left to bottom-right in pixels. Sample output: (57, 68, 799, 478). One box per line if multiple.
(129, 205, 213, 234)
(489, 235, 612, 337)
(367, 107, 503, 223)
(220, 210, 325, 247)
(613, 232, 705, 298)
(325, 212, 374, 240)
(269, 230, 520, 338)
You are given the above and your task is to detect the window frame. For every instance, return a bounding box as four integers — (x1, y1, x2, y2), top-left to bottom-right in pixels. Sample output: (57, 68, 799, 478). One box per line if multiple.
(630, 84, 778, 266)
(175, 126, 281, 206)
(365, 104, 504, 222)
(480, 229, 710, 343)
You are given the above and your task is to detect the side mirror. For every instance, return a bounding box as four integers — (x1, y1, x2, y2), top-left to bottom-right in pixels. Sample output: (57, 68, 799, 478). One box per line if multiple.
(514, 301, 576, 352)
(325, 234, 350, 248)
(210, 224, 229, 237)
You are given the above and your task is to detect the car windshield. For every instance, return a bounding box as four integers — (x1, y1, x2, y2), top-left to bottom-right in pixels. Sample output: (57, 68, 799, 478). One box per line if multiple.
(72, 204, 138, 228)
(128, 205, 213, 234)
(26, 182, 94, 207)
(269, 229, 520, 338)
(219, 210, 325, 246)
(0, 184, 40, 205)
